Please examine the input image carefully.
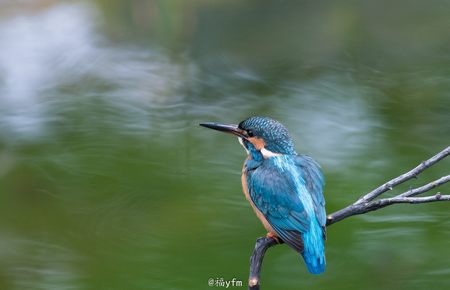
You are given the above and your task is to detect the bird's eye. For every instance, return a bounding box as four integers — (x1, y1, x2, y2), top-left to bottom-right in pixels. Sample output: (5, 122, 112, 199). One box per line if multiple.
(246, 130, 254, 137)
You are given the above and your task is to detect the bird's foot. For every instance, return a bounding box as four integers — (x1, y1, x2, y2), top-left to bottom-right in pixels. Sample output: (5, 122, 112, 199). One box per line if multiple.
(266, 232, 281, 244)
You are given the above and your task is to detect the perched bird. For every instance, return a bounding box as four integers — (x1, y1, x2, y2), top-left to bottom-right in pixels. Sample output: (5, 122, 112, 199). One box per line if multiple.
(200, 116, 326, 274)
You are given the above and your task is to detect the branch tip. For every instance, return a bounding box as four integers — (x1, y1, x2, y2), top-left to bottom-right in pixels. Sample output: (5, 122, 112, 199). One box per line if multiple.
(249, 278, 258, 287)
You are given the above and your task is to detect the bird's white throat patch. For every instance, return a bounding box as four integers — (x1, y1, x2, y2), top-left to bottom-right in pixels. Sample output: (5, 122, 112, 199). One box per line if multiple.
(238, 137, 249, 154)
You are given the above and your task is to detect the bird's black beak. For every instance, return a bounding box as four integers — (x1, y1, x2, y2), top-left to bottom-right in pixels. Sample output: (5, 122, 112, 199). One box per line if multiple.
(199, 122, 247, 138)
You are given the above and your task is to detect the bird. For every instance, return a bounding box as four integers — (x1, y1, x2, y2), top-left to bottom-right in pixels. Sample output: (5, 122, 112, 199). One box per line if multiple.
(200, 116, 326, 274)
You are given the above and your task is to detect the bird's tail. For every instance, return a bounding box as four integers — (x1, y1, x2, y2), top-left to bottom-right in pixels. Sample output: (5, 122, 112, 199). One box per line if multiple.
(301, 222, 326, 274)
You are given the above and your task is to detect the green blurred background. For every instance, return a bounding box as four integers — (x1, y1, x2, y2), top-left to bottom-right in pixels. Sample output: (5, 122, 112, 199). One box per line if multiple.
(0, 1, 449, 289)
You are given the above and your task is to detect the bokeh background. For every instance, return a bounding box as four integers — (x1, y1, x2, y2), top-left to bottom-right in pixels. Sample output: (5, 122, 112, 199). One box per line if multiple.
(0, 1, 449, 289)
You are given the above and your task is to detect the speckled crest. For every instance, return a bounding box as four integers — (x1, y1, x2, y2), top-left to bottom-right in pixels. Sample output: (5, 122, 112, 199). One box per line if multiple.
(238, 116, 297, 155)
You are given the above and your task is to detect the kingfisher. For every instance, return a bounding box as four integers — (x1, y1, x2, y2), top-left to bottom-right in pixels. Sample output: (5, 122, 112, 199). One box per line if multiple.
(200, 116, 326, 274)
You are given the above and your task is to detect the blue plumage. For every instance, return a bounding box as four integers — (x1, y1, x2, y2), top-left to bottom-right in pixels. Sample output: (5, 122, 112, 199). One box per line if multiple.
(245, 154, 326, 274)
(200, 116, 326, 274)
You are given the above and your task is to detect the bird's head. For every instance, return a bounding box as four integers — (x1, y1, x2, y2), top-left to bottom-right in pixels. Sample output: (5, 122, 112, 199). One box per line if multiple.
(200, 116, 296, 160)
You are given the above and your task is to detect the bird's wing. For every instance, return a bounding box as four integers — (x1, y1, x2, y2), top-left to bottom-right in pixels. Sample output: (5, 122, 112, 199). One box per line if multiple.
(248, 158, 312, 252)
(294, 154, 326, 238)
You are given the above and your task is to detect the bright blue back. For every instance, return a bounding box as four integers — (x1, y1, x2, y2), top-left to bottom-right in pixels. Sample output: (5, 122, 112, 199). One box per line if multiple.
(244, 154, 326, 274)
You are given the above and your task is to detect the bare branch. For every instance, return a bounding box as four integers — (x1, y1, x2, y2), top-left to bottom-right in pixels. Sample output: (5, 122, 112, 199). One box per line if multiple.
(248, 237, 281, 290)
(387, 193, 450, 204)
(354, 146, 450, 205)
(326, 193, 450, 223)
(398, 175, 450, 197)
(327, 174, 450, 226)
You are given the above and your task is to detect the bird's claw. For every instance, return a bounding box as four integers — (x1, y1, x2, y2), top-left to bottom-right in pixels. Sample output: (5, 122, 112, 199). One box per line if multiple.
(266, 232, 281, 244)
